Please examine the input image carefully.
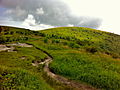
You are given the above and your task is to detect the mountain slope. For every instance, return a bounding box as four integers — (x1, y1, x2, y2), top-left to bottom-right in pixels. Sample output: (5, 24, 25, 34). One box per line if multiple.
(0, 26, 120, 90)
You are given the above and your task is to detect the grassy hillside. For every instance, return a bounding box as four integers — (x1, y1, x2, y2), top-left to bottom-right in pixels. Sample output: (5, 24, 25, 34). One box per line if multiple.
(0, 26, 120, 90)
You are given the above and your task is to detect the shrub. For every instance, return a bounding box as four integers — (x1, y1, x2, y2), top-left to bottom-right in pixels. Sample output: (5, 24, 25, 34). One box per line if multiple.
(86, 47, 98, 54)
(44, 38, 48, 43)
(68, 42, 75, 48)
(52, 39, 60, 43)
(68, 42, 80, 48)
(111, 53, 120, 59)
(0, 36, 7, 43)
(74, 44, 80, 48)
(63, 42, 68, 45)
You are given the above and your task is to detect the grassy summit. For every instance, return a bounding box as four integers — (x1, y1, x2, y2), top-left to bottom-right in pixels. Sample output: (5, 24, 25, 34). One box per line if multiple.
(0, 26, 120, 90)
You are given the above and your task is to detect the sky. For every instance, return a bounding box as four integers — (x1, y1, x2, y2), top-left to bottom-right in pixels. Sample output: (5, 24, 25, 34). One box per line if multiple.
(0, 0, 120, 34)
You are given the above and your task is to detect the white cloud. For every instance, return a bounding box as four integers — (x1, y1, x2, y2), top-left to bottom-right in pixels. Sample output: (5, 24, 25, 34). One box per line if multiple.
(3, 0, 120, 34)
(30, 24, 54, 30)
(61, 0, 120, 34)
(22, 14, 36, 26)
(22, 14, 54, 30)
(36, 8, 44, 15)
(1, 0, 102, 31)
(67, 24, 74, 27)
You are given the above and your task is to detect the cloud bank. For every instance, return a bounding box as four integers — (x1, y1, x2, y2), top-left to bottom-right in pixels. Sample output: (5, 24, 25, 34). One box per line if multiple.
(22, 14, 54, 30)
(0, 0, 102, 30)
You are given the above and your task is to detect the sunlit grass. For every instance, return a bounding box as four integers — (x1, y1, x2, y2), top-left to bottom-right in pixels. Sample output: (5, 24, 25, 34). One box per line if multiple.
(0, 26, 120, 89)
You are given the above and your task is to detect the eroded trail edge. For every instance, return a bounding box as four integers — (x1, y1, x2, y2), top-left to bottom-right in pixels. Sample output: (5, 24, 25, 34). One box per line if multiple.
(0, 43, 97, 90)
(32, 45, 98, 90)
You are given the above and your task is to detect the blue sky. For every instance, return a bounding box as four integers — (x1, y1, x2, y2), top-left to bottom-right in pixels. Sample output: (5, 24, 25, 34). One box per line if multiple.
(0, 7, 6, 16)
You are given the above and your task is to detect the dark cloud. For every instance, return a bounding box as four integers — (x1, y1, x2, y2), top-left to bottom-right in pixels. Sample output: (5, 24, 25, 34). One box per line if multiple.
(0, 0, 102, 29)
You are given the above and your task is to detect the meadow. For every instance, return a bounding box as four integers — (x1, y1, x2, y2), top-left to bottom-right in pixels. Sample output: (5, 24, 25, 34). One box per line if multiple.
(0, 26, 120, 90)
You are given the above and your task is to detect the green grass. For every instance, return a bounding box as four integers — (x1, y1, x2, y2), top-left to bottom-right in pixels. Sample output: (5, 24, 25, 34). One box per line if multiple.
(28, 37, 120, 89)
(0, 65, 52, 90)
(0, 45, 53, 89)
(0, 47, 47, 70)
(50, 51, 120, 89)
(0, 26, 120, 89)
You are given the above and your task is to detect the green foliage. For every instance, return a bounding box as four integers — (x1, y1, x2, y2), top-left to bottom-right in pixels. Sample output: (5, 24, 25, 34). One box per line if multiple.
(50, 52, 120, 90)
(0, 66, 52, 90)
(44, 38, 48, 43)
(86, 47, 98, 54)
(0, 36, 7, 43)
(0, 26, 41, 44)
(0, 45, 52, 89)
(67, 42, 80, 48)
(52, 39, 60, 43)
(0, 26, 120, 90)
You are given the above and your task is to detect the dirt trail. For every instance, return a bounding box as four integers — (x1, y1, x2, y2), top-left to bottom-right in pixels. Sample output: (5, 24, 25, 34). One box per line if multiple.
(0, 43, 97, 90)
(0, 43, 33, 52)
(0, 45, 14, 52)
(41, 56, 97, 90)
(32, 51, 98, 90)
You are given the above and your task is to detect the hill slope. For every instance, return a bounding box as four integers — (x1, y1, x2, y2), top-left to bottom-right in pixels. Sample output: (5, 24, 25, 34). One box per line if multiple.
(0, 26, 120, 90)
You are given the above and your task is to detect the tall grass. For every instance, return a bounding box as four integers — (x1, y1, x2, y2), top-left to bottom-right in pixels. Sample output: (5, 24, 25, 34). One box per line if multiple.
(0, 65, 53, 90)
(1, 26, 120, 89)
